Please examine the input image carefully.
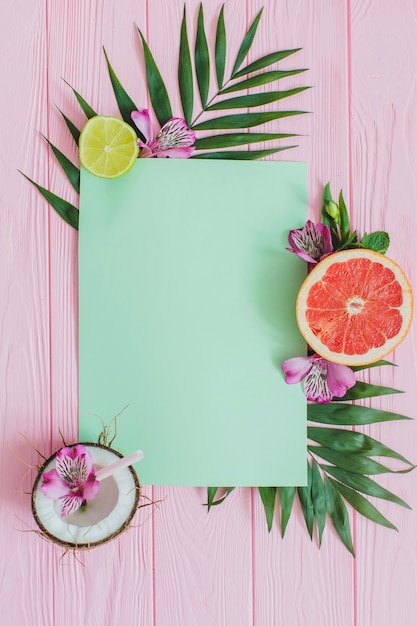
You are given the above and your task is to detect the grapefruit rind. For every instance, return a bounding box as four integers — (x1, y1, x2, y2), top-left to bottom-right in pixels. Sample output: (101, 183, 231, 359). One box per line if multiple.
(296, 249, 413, 366)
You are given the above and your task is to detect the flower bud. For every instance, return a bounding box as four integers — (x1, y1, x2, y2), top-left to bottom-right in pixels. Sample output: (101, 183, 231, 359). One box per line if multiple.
(325, 200, 340, 223)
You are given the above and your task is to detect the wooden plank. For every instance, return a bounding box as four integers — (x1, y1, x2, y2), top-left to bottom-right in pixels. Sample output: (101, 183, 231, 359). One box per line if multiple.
(248, 1, 355, 624)
(350, 2, 417, 624)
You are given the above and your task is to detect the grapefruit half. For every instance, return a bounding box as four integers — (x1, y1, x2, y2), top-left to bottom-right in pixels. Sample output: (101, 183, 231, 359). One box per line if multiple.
(296, 249, 413, 366)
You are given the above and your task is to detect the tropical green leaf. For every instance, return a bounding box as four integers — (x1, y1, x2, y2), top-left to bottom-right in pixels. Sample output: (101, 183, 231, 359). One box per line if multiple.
(215, 5, 226, 89)
(195, 4, 210, 108)
(351, 360, 395, 372)
(322, 465, 411, 509)
(311, 460, 326, 545)
(57, 108, 80, 145)
(233, 48, 302, 79)
(324, 476, 354, 555)
(231, 8, 263, 77)
(298, 463, 314, 539)
(207, 487, 235, 509)
(308, 427, 413, 466)
(220, 69, 307, 94)
(338, 190, 351, 244)
(21, 173, 79, 230)
(337, 381, 403, 401)
(206, 87, 310, 110)
(63, 80, 97, 119)
(103, 48, 139, 129)
(41, 135, 80, 193)
(192, 147, 295, 160)
(194, 132, 296, 150)
(259, 487, 277, 532)
(308, 402, 411, 426)
(329, 478, 397, 530)
(278, 487, 296, 537)
(192, 110, 306, 131)
(178, 6, 193, 125)
(360, 231, 390, 254)
(309, 445, 411, 475)
(138, 29, 172, 126)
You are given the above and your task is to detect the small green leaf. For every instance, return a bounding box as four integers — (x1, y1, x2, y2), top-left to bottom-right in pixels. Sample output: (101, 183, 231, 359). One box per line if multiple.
(41, 135, 80, 193)
(215, 5, 226, 89)
(138, 29, 173, 127)
(233, 48, 302, 79)
(324, 475, 355, 555)
(206, 487, 235, 510)
(297, 463, 314, 539)
(195, 132, 296, 150)
(322, 465, 411, 509)
(57, 108, 80, 145)
(329, 478, 397, 530)
(178, 6, 193, 126)
(195, 4, 210, 108)
(337, 381, 403, 401)
(192, 147, 295, 160)
(207, 87, 310, 111)
(308, 427, 413, 466)
(63, 80, 97, 119)
(278, 487, 296, 537)
(351, 359, 395, 372)
(231, 8, 263, 77)
(220, 69, 307, 94)
(21, 173, 79, 230)
(103, 48, 139, 129)
(311, 460, 326, 545)
(192, 110, 307, 131)
(309, 445, 409, 475)
(360, 231, 390, 254)
(308, 402, 411, 426)
(259, 487, 277, 532)
(338, 190, 351, 244)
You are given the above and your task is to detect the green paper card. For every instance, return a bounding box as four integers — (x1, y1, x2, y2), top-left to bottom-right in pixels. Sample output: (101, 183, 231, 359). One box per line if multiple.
(79, 159, 307, 486)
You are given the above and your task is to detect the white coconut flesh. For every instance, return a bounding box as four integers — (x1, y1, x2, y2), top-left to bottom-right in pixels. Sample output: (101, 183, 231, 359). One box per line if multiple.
(32, 444, 139, 548)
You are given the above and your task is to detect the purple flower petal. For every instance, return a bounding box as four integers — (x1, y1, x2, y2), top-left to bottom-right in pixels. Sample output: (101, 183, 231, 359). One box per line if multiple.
(55, 446, 93, 486)
(326, 361, 356, 398)
(155, 146, 195, 158)
(131, 109, 153, 143)
(156, 118, 196, 150)
(82, 473, 101, 500)
(60, 494, 84, 517)
(316, 221, 333, 256)
(41, 469, 72, 499)
(286, 220, 333, 264)
(282, 356, 314, 384)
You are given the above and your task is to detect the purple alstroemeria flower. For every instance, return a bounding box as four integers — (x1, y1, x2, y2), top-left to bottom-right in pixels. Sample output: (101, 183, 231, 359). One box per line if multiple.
(282, 354, 356, 403)
(131, 109, 196, 158)
(41, 444, 100, 516)
(286, 220, 333, 264)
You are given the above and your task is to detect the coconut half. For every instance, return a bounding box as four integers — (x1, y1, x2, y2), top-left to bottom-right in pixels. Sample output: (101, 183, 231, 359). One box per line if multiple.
(31, 443, 140, 549)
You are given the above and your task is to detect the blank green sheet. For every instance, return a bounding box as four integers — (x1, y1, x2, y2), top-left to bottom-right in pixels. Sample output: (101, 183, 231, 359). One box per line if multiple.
(79, 159, 307, 486)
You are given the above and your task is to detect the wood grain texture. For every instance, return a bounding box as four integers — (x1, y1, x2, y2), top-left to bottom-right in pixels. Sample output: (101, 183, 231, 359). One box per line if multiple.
(1, 1, 417, 625)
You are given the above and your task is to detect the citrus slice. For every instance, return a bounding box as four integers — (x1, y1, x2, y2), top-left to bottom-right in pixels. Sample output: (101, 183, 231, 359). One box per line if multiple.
(79, 116, 139, 179)
(296, 249, 413, 366)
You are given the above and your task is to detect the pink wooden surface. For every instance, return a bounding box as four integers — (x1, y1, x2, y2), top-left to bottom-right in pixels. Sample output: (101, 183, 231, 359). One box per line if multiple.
(1, 1, 417, 624)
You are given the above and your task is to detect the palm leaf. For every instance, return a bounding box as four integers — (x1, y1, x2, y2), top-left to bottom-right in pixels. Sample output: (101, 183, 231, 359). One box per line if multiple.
(57, 107, 80, 145)
(192, 147, 295, 160)
(215, 4, 226, 89)
(231, 8, 263, 77)
(220, 69, 307, 95)
(278, 487, 296, 537)
(233, 48, 302, 79)
(259, 487, 277, 532)
(192, 110, 306, 131)
(103, 48, 139, 129)
(329, 478, 397, 530)
(63, 79, 97, 119)
(311, 460, 326, 545)
(337, 381, 403, 401)
(41, 135, 80, 193)
(195, 132, 296, 150)
(206, 87, 310, 111)
(324, 475, 354, 555)
(207, 487, 235, 510)
(138, 29, 172, 126)
(351, 360, 395, 372)
(308, 427, 414, 466)
(322, 465, 411, 509)
(21, 173, 79, 230)
(178, 6, 193, 126)
(309, 445, 412, 475)
(195, 4, 210, 108)
(297, 463, 314, 539)
(308, 402, 411, 426)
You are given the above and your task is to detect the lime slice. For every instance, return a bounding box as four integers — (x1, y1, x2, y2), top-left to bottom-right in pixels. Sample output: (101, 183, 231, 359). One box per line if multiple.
(79, 116, 139, 179)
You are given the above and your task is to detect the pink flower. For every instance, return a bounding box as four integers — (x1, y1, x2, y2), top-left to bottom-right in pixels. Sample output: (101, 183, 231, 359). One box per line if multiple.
(41, 444, 100, 516)
(282, 354, 356, 403)
(131, 109, 196, 158)
(286, 220, 333, 264)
